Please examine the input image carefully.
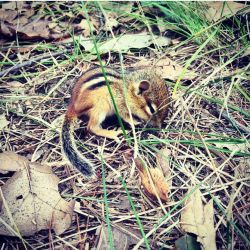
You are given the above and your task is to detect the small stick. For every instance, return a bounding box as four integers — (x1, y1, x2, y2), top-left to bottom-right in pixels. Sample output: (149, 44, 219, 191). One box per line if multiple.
(0, 50, 70, 78)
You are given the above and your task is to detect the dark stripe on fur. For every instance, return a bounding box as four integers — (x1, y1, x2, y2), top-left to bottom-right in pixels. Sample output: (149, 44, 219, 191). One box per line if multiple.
(147, 101, 156, 114)
(87, 81, 108, 90)
(83, 72, 120, 84)
(62, 118, 94, 177)
(132, 114, 142, 122)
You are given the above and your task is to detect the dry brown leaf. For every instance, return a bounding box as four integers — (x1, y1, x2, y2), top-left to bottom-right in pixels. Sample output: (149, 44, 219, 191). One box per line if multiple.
(1, 19, 50, 40)
(100, 0, 134, 29)
(2, 1, 25, 10)
(0, 9, 17, 22)
(0, 4, 68, 41)
(76, 19, 92, 37)
(0, 152, 75, 236)
(114, 196, 130, 210)
(213, 142, 250, 154)
(135, 158, 169, 202)
(180, 188, 216, 250)
(0, 114, 10, 131)
(0, 151, 28, 172)
(101, 2, 133, 14)
(78, 32, 171, 54)
(156, 147, 172, 178)
(95, 224, 138, 250)
(103, 12, 119, 31)
(205, 2, 249, 22)
(132, 57, 197, 81)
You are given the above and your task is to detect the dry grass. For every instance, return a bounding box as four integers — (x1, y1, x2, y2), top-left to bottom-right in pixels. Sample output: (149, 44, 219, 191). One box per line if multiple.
(0, 2, 250, 250)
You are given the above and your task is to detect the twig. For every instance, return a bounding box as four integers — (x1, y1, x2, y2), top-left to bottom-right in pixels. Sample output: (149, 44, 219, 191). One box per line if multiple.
(0, 50, 70, 78)
(205, 101, 250, 134)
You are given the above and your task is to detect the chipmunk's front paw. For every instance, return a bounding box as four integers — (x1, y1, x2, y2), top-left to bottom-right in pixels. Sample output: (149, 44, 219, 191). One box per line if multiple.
(112, 129, 123, 143)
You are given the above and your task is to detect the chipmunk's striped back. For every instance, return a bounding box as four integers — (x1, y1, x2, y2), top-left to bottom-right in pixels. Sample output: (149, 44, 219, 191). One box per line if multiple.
(72, 67, 121, 97)
(61, 66, 170, 177)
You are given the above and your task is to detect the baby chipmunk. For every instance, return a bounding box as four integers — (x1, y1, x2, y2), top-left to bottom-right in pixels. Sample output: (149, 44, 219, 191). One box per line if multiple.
(61, 66, 170, 177)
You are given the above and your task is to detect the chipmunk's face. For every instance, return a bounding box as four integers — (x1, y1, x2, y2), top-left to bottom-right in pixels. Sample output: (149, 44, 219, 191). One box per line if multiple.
(130, 76, 170, 127)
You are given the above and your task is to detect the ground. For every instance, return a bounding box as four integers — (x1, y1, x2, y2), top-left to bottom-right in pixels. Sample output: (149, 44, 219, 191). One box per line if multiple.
(0, 2, 249, 250)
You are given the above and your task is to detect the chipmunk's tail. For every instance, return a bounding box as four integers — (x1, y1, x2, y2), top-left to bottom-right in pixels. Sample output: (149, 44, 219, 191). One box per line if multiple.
(61, 111, 94, 177)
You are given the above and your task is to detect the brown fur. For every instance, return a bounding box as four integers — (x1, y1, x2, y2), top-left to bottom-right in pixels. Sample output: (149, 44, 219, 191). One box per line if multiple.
(61, 67, 170, 177)
(65, 67, 170, 140)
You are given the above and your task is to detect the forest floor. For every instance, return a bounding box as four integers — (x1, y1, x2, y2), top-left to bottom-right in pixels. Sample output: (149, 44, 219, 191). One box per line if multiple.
(0, 2, 249, 250)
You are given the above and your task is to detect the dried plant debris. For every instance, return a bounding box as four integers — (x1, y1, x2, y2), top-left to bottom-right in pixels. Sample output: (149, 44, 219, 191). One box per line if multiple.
(94, 224, 138, 250)
(132, 57, 197, 81)
(175, 234, 202, 250)
(0, 1, 249, 249)
(0, 151, 29, 173)
(135, 158, 169, 202)
(180, 188, 216, 250)
(205, 2, 249, 22)
(156, 147, 172, 186)
(0, 152, 75, 236)
(79, 32, 172, 54)
(0, 2, 97, 40)
(0, 114, 10, 131)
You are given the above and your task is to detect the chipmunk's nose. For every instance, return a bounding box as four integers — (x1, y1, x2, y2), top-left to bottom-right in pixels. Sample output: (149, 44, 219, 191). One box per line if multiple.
(152, 118, 162, 128)
(157, 121, 162, 128)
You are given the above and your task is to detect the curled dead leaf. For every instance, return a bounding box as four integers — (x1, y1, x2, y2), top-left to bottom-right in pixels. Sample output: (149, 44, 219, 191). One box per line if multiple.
(135, 158, 169, 202)
(0, 152, 75, 236)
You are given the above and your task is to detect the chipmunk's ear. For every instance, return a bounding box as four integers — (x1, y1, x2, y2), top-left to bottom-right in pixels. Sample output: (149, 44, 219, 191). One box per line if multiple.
(138, 80, 150, 95)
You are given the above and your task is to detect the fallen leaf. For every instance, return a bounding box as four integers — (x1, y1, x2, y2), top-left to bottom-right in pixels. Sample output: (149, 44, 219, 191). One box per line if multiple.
(237, 158, 250, 177)
(156, 147, 172, 178)
(115, 196, 130, 210)
(76, 19, 92, 37)
(104, 12, 119, 31)
(0, 3, 74, 41)
(48, 22, 58, 29)
(205, 2, 249, 22)
(6, 81, 25, 91)
(101, 32, 171, 53)
(175, 234, 202, 250)
(79, 32, 171, 54)
(95, 224, 138, 250)
(0, 114, 10, 130)
(0, 9, 17, 22)
(0, 151, 28, 172)
(212, 142, 250, 154)
(2, 1, 24, 10)
(1, 18, 50, 40)
(0, 152, 75, 236)
(90, 15, 101, 31)
(132, 57, 197, 81)
(135, 158, 169, 202)
(180, 188, 217, 250)
(156, 16, 179, 33)
(101, 2, 133, 14)
(31, 149, 44, 162)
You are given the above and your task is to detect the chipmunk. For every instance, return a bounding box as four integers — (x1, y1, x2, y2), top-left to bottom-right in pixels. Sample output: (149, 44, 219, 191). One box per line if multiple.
(61, 66, 170, 177)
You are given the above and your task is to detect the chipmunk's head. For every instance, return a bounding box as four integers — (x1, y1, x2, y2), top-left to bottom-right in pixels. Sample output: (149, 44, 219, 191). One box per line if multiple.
(127, 71, 170, 127)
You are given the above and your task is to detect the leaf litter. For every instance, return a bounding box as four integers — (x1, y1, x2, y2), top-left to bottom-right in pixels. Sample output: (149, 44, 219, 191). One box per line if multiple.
(180, 188, 216, 250)
(0, 152, 75, 236)
(135, 158, 170, 202)
(0, 1, 249, 249)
